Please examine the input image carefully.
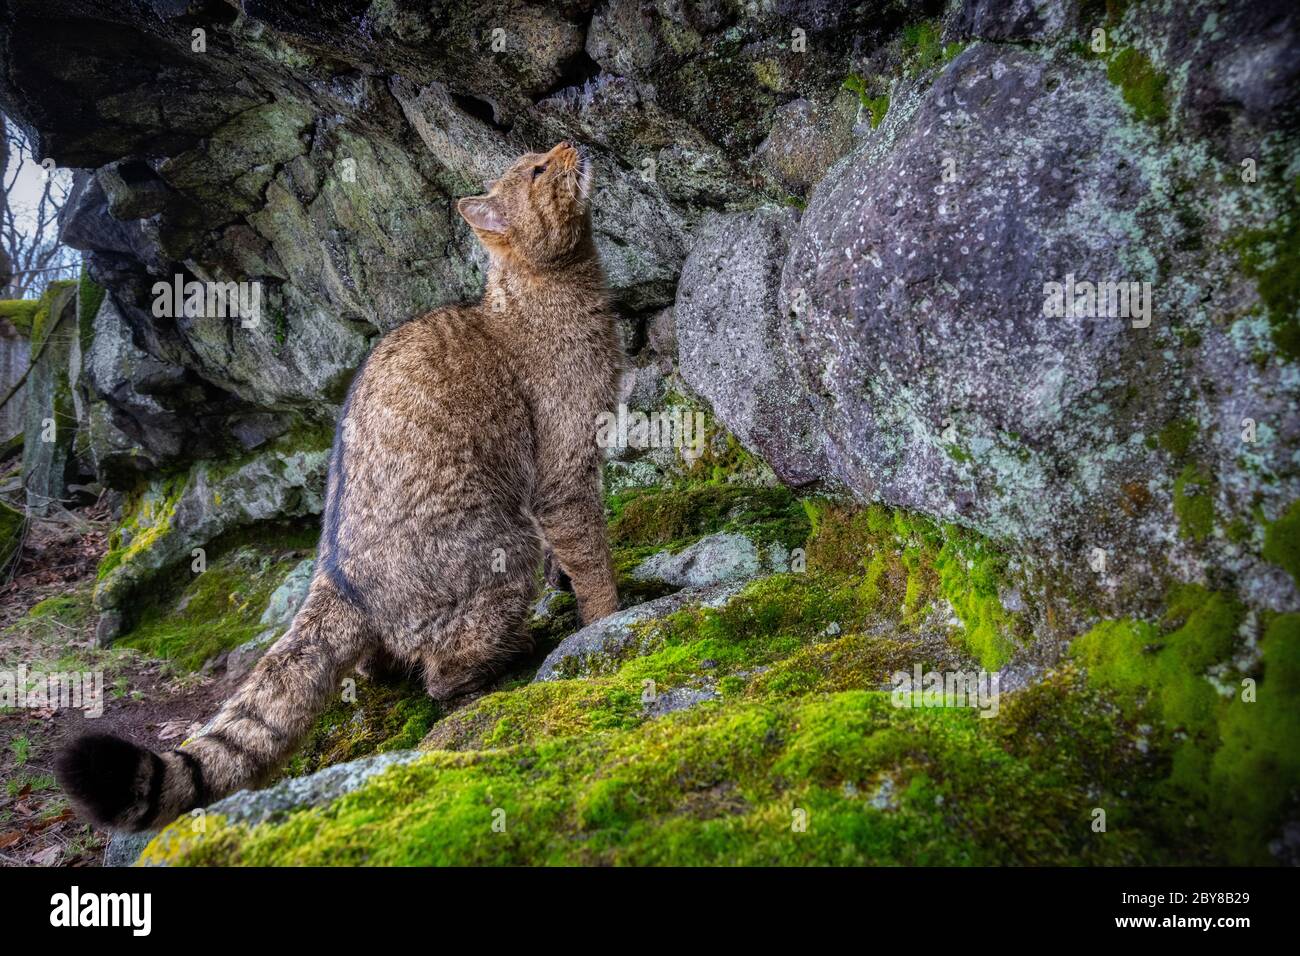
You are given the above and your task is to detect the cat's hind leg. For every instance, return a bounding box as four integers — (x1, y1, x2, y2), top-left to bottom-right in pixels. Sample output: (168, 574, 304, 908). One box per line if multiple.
(419, 579, 536, 701)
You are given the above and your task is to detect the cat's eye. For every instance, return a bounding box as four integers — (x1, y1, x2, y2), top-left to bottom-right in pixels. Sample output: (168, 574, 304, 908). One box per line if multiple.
(531, 164, 546, 180)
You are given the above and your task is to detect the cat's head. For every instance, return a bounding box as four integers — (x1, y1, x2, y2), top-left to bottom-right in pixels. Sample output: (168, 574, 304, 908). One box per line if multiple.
(457, 141, 594, 270)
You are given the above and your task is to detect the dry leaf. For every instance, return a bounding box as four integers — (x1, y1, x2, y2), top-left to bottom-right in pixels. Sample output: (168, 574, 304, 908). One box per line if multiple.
(30, 844, 61, 866)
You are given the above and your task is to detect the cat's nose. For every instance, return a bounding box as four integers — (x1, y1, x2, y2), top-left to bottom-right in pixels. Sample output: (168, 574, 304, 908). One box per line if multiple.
(553, 140, 579, 168)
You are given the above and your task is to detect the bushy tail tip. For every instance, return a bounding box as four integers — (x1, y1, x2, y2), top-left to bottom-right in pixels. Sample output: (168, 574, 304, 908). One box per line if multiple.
(55, 732, 163, 833)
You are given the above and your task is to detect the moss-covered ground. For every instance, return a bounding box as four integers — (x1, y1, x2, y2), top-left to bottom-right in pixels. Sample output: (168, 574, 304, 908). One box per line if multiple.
(131, 484, 1299, 866)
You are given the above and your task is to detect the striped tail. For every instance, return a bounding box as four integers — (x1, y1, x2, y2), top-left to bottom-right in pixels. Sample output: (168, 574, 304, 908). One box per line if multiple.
(56, 580, 369, 833)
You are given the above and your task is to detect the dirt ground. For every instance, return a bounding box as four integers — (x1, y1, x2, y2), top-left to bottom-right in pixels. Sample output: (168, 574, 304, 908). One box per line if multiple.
(0, 494, 228, 867)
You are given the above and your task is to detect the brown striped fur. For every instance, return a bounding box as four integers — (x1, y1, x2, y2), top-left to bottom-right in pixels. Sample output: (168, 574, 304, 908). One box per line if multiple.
(57, 142, 620, 832)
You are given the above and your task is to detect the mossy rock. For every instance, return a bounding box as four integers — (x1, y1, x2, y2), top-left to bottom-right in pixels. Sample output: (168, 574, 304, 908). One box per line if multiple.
(0, 299, 39, 337)
(115, 539, 315, 671)
(0, 498, 25, 572)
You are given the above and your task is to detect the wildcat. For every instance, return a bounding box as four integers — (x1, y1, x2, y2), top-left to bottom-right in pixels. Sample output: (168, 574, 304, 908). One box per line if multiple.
(57, 141, 621, 832)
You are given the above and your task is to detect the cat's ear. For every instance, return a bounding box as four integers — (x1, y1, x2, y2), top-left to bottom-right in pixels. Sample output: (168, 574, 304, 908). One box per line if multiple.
(458, 196, 507, 233)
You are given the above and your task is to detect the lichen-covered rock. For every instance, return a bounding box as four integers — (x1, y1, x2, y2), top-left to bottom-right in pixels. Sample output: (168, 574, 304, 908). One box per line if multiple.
(138, 750, 425, 865)
(94, 441, 328, 639)
(533, 582, 748, 682)
(675, 207, 830, 487)
(631, 531, 790, 588)
(225, 557, 315, 679)
(20, 282, 79, 516)
(1, 0, 1296, 868)
(754, 94, 858, 195)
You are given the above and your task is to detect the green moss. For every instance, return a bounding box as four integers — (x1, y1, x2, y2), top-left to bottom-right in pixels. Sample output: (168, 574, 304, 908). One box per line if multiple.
(1106, 47, 1169, 124)
(78, 269, 106, 355)
(901, 20, 942, 75)
(942, 42, 968, 63)
(1231, 178, 1300, 360)
(0, 299, 39, 337)
(1073, 586, 1300, 862)
(803, 502, 1025, 669)
(1212, 613, 1300, 863)
(842, 75, 889, 129)
(95, 474, 189, 584)
(607, 484, 809, 553)
(115, 544, 309, 671)
(0, 499, 23, 572)
(1156, 418, 1196, 459)
(1262, 500, 1300, 586)
(23, 593, 92, 626)
(145, 665, 1162, 866)
(28, 280, 76, 348)
(283, 678, 440, 778)
(131, 486, 1294, 866)
(1173, 464, 1215, 541)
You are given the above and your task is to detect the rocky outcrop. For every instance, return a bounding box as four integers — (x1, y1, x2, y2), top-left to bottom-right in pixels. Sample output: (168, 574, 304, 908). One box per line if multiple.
(19, 282, 79, 516)
(93, 441, 328, 641)
(673, 3, 1300, 619)
(0, 0, 1297, 866)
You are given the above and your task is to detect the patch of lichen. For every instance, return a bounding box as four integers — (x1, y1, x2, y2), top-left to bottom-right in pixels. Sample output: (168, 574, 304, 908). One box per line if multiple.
(114, 542, 310, 671)
(95, 473, 189, 585)
(146, 673, 1162, 865)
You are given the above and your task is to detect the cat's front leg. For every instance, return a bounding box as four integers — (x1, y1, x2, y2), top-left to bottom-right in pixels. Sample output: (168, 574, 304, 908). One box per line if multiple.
(536, 484, 618, 624)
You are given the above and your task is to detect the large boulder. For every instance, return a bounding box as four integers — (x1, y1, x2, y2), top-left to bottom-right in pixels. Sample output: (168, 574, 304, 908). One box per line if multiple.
(675, 207, 830, 486)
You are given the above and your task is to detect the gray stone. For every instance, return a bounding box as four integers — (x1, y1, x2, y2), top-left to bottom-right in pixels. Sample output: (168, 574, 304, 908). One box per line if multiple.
(104, 831, 155, 867)
(202, 750, 424, 829)
(753, 94, 857, 195)
(632, 532, 779, 588)
(224, 558, 315, 679)
(94, 446, 329, 625)
(643, 684, 718, 717)
(533, 583, 747, 682)
(132, 750, 426, 865)
(20, 284, 78, 517)
(676, 207, 830, 486)
(259, 558, 315, 629)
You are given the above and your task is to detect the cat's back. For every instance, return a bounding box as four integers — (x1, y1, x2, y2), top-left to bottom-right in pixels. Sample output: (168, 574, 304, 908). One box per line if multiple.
(342, 303, 530, 485)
